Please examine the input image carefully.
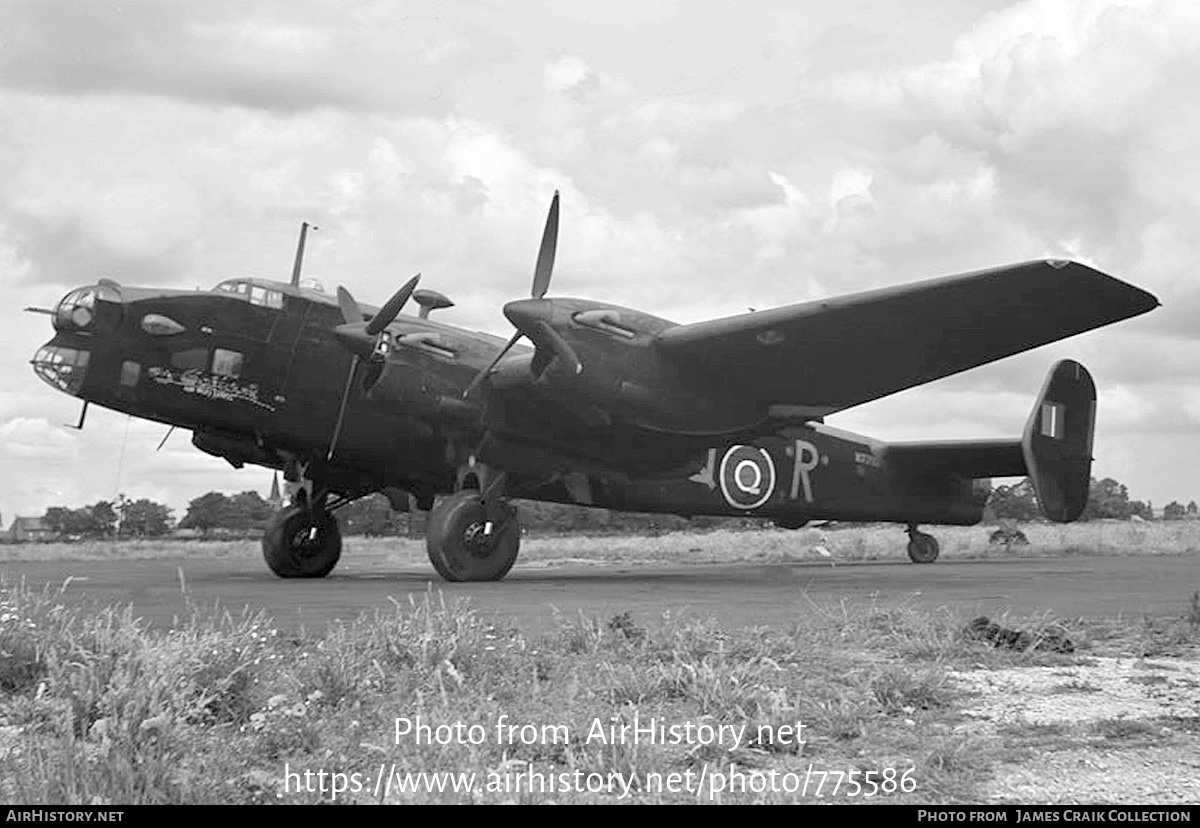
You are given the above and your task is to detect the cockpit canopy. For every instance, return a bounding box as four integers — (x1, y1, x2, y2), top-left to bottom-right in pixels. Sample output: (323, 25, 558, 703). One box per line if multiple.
(212, 279, 285, 309)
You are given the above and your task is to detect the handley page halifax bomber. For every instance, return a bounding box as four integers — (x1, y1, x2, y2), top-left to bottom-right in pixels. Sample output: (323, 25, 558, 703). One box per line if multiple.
(28, 194, 1158, 580)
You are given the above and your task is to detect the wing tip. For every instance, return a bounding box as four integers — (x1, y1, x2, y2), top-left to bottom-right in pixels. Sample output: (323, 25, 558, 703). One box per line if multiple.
(1042, 258, 1160, 319)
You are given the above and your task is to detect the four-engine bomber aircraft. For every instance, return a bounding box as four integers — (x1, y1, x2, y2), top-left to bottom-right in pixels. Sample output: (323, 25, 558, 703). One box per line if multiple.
(29, 194, 1159, 580)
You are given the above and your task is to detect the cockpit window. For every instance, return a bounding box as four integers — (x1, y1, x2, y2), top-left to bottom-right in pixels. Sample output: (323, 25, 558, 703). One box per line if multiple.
(213, 280, 283, 308)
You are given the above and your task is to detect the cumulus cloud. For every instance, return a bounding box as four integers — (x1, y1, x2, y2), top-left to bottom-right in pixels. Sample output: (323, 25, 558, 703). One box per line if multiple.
(0, 416, 76, 460)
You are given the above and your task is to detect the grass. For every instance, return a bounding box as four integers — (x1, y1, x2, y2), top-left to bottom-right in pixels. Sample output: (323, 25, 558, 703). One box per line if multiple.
(2, 525, 1197, 805)
(4, 519, 1200, 566)
(3, 581, 1195, 805)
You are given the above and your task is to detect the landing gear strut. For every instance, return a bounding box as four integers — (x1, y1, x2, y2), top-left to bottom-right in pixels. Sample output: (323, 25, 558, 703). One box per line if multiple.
(425, 461, 521, 581)
(905, 524, 939, 564)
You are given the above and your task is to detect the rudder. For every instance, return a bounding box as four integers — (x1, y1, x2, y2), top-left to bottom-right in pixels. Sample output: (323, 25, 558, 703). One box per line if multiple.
(1022, 360, 1096, 522)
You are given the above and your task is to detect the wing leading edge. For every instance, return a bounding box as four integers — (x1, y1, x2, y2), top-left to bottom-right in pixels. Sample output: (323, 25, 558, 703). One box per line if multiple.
(654, 260, 1158, 415)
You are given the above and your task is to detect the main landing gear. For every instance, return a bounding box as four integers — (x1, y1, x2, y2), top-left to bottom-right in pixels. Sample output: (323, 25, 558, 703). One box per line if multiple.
(905, 524, 940, 564)
(425, 463, 521, 582)
(262, 470, 344, 578)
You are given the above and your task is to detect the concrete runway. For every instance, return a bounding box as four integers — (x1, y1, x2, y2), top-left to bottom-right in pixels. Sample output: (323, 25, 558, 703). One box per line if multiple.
(2, 552, 1196, 635)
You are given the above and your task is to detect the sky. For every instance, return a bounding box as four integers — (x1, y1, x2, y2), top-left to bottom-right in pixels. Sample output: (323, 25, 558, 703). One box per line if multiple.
(1, 0, 1197, 523)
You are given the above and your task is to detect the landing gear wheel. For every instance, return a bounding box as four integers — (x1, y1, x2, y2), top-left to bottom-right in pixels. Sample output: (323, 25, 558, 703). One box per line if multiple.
(906, 530, 940, 564)
(426, 491, 520, 582)
(262, 505, 342, 578)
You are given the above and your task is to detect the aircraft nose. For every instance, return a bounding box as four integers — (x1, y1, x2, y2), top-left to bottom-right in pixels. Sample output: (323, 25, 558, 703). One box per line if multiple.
(31, 340, 91, 395)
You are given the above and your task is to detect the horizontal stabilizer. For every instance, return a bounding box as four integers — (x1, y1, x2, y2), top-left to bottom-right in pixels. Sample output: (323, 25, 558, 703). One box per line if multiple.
(885, 439, 1026, 480)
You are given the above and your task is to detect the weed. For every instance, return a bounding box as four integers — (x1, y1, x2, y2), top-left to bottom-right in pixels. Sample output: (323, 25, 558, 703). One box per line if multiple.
(871, 665, 954, 715)
(607, 611, 646, 643)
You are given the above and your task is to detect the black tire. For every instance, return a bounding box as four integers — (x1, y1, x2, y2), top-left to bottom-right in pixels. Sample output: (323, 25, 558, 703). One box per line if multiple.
(425, 491, 520, 582)
(262, 506, 342, 578)
(906, 532, 940, 564)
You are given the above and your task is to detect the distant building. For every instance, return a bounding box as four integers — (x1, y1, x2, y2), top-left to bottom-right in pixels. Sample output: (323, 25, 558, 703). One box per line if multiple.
(8, 516, 56, 543)
(268, 472, 283, 509)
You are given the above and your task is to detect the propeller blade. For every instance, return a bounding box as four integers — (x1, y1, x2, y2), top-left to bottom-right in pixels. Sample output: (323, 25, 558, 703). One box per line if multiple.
(531, 191, 559, 300)
(327, 355, 360, 461)
(534, 319, 583, 377)
(366, 273, 421, 336)
(462, 330, 524, 398)
(336, 286, 364, 326)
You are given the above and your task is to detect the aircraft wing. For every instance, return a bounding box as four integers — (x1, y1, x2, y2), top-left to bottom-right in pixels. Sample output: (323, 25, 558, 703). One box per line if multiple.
(654, 260, 1158, 415)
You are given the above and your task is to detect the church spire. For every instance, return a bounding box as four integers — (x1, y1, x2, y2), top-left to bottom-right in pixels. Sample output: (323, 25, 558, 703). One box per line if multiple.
(268, 472, 283, 507)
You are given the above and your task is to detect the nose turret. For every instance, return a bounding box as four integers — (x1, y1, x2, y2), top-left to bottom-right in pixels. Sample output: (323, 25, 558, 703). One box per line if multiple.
(32, 342, 91, 395)
(50, 280, 122, 333)
(31, 281, 122, 396)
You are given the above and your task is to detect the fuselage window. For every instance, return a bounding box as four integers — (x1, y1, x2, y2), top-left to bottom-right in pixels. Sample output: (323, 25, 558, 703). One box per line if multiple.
(120, 361, 141, 387)
(212, 348, 243, 378)
(170, 348, 209, 372)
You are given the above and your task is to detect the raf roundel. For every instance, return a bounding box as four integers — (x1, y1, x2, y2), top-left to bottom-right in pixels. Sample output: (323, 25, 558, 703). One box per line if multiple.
(718, 445, 776, 510)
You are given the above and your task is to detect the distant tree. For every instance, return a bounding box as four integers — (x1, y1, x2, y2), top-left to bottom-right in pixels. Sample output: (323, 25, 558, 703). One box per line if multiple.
(337, 494, 405, 536)
(42, 502, 120, 538)
(227, 491, 275, 530)
(1082, 477, 1151, 521)
(1163, 501, 1187, 521)
(1188, 501, 1198, 518)
(89, 501, 118, 537)
(120, 499, 173, 536)
(984, 479, 1040, 523)
(179, 492, 231, 535)
(180, 491, 275, 534)
(42, 506, 74, 536)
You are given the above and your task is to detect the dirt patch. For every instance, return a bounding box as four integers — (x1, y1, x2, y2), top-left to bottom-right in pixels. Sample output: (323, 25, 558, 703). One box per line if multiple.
(950, 654, 1200, 803)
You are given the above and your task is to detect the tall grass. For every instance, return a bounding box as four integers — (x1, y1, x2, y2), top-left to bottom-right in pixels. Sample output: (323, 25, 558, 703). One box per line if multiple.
(3, 581, 1195, 804)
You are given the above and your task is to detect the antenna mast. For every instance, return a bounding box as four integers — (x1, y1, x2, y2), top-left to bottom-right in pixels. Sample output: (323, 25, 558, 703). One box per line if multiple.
(290, 221, 318, 286)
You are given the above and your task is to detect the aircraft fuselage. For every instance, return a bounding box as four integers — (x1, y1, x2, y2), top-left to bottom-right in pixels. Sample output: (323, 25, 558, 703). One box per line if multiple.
(32, 279, 984, 527)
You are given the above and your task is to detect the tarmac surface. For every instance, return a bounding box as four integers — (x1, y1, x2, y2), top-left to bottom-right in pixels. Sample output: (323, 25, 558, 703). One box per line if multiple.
(2, 552, 1196, 634)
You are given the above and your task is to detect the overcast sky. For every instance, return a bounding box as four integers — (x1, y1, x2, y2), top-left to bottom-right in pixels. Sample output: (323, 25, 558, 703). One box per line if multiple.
(1, 0, 1196, 523)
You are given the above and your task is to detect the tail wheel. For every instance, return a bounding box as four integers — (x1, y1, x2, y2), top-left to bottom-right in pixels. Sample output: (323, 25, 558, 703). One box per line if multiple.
(906, 530, 940, 564)
(426, 491, 520, 582)
(262, 505, 342, 578)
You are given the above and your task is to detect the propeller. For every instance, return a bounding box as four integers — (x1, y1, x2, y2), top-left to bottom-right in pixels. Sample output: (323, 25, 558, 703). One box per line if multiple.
(327, 274, 420, 461)
(463, 191, 582, 398)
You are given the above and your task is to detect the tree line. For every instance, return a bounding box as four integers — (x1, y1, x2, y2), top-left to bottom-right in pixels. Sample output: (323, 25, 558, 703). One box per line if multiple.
(42, 496, 174, 538)
(25, 475, 1196, 540)
(984, 477, 1196, 523)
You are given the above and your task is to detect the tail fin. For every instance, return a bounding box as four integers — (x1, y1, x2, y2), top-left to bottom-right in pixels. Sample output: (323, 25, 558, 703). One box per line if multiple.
(1022, 360, 1096, 522)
